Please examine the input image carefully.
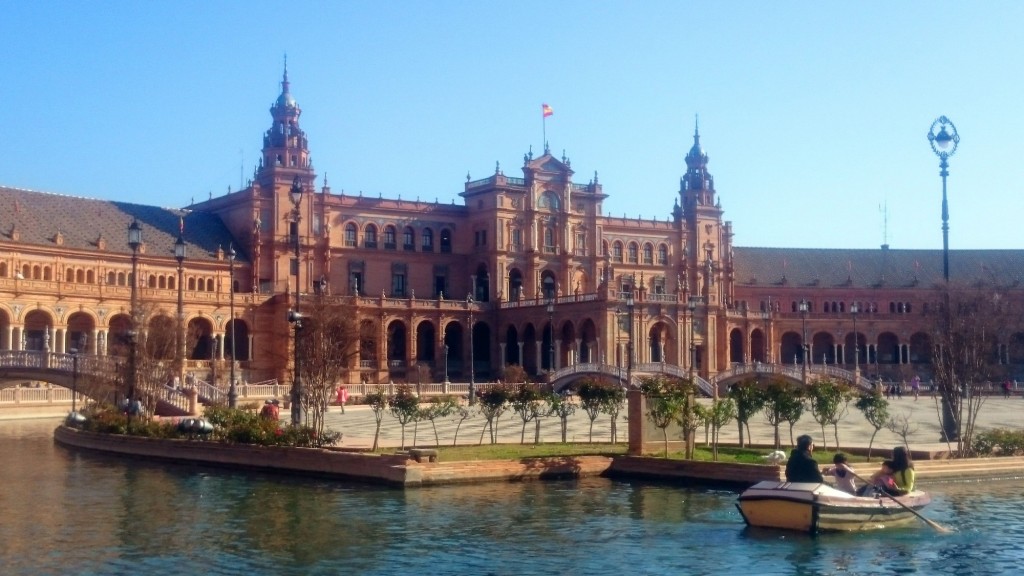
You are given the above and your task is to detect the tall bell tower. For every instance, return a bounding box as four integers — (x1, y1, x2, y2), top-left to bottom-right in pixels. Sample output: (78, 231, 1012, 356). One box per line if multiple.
(255, 59, 315, 191)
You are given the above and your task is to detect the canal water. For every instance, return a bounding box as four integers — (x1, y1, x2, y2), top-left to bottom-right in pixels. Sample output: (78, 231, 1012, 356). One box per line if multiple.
(2, 418, 1023, 576)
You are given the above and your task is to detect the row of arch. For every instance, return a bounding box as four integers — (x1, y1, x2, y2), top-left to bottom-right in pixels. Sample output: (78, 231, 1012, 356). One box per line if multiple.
(342, 222, 453, 253)
(0, 262, 224, 293)
(604, 240, 670, 265)
(730, 327, 1024, 366)
(0, 307, 251, 363)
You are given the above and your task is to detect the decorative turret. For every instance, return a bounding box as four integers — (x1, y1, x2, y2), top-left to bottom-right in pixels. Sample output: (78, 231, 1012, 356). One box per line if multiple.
(255, 58, 315, 189)
(680, 117, 716, 209)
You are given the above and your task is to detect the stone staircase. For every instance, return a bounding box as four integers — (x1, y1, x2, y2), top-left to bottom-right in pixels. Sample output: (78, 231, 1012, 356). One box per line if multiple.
(915, 456, 1024, 483)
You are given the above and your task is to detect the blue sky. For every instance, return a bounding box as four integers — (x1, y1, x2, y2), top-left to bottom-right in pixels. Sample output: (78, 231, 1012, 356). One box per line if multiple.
(3, 1, 1022, 249)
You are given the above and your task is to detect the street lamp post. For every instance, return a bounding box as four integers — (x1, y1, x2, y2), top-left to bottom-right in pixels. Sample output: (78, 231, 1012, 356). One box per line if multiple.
(467, 294, 476, 405)
(851, 302, 860, 377)
(174, 234, 186, 387)
(127, 219, 142, 425)
(547, 299, 555, 379)
(71, 346, 80, 413)
(798, 299, 809, 369)
(928, 116, 960, 441)
(625, 292, 634, 387)
(443, 344, 450, 384)
(288, 176, 305, 426)
(227, 244, 237, 408)
(688, 295, 696, 381)
(928, 116, 959, 283)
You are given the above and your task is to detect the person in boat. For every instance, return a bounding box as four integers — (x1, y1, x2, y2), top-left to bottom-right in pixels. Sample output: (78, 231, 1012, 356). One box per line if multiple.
(858, 460, 901, 496)
(785, 434, 824, 483)
(889, 445, 916, 494)
(823, 452, 857, 494)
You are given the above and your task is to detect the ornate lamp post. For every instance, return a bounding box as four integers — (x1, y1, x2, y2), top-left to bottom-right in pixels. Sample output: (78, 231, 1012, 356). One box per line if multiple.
(928, 116, 959, 283)
(288, 176, 305, 426)
(174, 234, 186, 385)
(547, 299, 555, 377)
(928, 116, 960, 441)
(126, 220, 142, 424)
(467, 294, 476, 405)
(227, 244, 237, 408)
(625, 292, 634, 387)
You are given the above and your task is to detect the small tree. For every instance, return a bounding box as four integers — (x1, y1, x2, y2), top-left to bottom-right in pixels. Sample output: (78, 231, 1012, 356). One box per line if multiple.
(576, 377, 618, 443)
(855, 392, 890, 460)
(886, 410, 920, 449)
(511, 383, 546, 444)
(388, 385, 420, 449)
(728, 380, 766, 447)
(450, 404, 471, 446)
(762, 380, 801, 449)
(806, 379, 854, 450)
(365, 390, 388, 451)
(419, 395, 459, 446)
(478, 384, 512, 444)
(699, 397, 737, 461)
(601, 384, 627, 444)
(545, 390, 577, 443)
(639, 376, 688, 457)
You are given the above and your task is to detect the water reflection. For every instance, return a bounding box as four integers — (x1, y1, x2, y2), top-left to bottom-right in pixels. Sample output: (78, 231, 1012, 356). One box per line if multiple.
(4, 419, 1024, 575)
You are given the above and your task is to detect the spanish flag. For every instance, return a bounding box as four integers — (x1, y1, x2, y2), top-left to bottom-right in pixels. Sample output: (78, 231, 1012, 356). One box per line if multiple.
(542, 103, 553, 118)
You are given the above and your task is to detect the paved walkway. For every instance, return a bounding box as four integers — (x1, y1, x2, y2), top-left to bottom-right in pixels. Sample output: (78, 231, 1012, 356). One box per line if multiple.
(324, 394, 1022, 453)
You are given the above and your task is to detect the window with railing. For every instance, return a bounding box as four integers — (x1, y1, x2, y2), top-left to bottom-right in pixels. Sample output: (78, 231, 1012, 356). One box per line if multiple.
(440, 229, 452, 253)
(422, 228, 434, 252)
(657, 244, 668, 265)
(643, 243, 653, 264)
(403, 227, 415, 250)
(613, 242, 623, 263)
(345, 223, 357, 247)
(364, 225, 378, 248)
(384, 226, 397, 250)
(628, 243, 638, 264)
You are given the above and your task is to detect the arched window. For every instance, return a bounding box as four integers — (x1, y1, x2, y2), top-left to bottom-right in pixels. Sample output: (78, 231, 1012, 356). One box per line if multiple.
(613, 241, 623, 263)
(543, 227, 554, 251)
(642, 243, 653, 264)
(86, 270, 95, 284)
(422, 228, 434, 251)
(66, 267, 75, 283)
(344, 223, 357, 247)
(383, 225, 397, 249)
(403, 227, 415, 250)
(657, 244, 668, 265)
(440, 229, 452, 253)
(628, 243, 639, 264)
(364, 224, 378, 248)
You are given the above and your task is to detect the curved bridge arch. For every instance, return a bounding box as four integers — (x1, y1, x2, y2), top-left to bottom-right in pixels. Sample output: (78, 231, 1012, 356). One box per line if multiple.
(547, 363, 716, 397)
(711, 363, 871, 392)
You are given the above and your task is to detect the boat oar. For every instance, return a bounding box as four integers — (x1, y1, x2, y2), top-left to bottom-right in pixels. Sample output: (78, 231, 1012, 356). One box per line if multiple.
(849, 471, 952, 533)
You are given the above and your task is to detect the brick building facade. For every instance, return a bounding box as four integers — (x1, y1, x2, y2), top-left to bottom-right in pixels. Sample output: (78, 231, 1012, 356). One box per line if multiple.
(2, 68, 1023, 391)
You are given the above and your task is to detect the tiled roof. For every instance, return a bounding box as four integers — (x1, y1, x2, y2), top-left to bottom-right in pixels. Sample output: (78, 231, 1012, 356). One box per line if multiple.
(0, 186, 242, 263)
(734, 246, 1024, 289)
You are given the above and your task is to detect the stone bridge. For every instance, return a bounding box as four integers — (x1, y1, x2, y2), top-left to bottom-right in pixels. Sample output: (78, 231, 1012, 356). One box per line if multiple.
(710, 363, 871, 392)
(546, 361, 870, 397)
(0, 350, 191, 414)
(547, 363, 716, 397)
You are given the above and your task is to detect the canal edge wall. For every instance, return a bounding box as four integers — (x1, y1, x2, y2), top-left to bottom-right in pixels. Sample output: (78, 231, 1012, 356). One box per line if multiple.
(53, 425, 783, 487)
(55, 426, 1024, 487)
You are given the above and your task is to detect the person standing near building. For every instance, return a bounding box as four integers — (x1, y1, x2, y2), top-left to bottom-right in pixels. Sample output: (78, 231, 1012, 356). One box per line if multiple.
(911, 375, 921, 400)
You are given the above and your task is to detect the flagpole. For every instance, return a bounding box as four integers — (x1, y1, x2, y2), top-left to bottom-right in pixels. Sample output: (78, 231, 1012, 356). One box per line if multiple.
(543, 115, 547, 151)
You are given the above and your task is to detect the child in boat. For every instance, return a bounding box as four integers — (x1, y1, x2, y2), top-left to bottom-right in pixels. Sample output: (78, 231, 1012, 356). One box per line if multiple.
(857, 460, 901, 496)
(823, 453, 857, 494)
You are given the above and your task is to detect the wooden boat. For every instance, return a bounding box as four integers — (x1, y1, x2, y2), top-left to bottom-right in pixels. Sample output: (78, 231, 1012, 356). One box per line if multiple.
(736, 480, 932, 534)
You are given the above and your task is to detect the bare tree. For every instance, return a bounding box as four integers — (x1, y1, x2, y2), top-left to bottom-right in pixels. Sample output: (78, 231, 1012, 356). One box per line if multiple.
(294, 295, 359, 444)
(926, 279, 1022, 455)
(886, 411, 920, 449)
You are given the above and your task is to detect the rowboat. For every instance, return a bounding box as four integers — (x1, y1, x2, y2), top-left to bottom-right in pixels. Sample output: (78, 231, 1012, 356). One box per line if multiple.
(736, 481, 932, 534)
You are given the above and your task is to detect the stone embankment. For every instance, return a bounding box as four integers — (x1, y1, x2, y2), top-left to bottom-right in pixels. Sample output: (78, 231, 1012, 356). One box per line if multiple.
(54, 426, 1024, 488)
